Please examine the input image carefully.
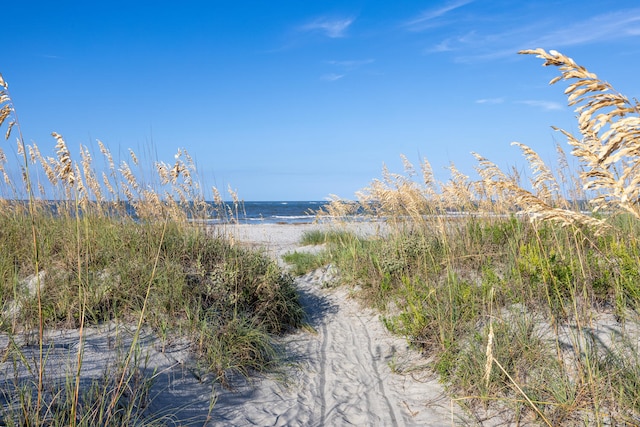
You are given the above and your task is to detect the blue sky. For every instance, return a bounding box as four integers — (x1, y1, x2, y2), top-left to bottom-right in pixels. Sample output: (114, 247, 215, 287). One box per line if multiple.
(3, 1, 640, 200)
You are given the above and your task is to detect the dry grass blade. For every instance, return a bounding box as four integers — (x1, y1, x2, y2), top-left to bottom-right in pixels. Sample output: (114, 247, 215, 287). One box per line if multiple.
(492, 358, 553, 427)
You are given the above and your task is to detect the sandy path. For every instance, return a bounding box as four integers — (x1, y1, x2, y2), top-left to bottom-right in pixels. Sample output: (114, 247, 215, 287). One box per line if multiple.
(205, 223, 462, 426)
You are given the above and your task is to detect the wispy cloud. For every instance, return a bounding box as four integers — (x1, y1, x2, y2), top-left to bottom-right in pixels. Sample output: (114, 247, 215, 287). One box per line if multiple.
(404, 0, 474, 31)
(425, 31, 478, 53)
(516, 100, 565, 111)
(530, 10, 640, 48)
(476, 97, 505, 105)
(440, 8, 640, 63)
(322, 58, 374, 81)
(299, 17, 354, 38)
(321, 73, 345, 82)
(429, 39, 454, 53)
(326, 59, 374, 69)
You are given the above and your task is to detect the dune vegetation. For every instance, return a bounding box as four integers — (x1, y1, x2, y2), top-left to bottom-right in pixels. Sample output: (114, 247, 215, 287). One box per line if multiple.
(0, 74, 302, 425)
(286, 49, 640, 425)
(1, 47, 639, 426)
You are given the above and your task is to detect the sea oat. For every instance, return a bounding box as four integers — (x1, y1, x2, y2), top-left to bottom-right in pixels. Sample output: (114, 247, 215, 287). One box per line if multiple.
(121, 183, 134, 203)
(169, 161, 182, 184)
(511, 142, 563, 206)
(129, 148, 139, 166)
(441, 162, 474, 210)
(119, 161, 139, 192)
(212, 186, 223, 206)
(101, 171, 115, 198)
(98, 140, 115, 171)
(74, 163, 88, 205)
(420, 157, 438, 201)
(80, 144, 104, 203)
(0, 105, 11, 131)
(228, 185, 239, 204)
(156, 161, 170, 185)
(484, 318, 494, 388)
(521, 48, 640, 219)
(400, 154, 416, 178)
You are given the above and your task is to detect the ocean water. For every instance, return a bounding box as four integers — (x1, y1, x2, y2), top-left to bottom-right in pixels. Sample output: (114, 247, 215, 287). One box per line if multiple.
(4, 200, 333, 224)
(210, 201, 330, 224)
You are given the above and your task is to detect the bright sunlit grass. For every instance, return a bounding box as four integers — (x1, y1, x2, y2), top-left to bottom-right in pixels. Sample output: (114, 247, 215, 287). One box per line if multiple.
(288, 49, 640, 425)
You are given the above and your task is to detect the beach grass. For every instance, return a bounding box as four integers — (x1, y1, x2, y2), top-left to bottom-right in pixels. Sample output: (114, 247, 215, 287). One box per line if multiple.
(0, 74, 302, 425)
(3, 47, 640, 425)
(286, 49, 640, 425)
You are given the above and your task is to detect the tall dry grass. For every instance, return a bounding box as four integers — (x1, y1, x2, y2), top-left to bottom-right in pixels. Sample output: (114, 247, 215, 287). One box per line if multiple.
(0, 72, 302, 425)
(311, 49, 640, 425)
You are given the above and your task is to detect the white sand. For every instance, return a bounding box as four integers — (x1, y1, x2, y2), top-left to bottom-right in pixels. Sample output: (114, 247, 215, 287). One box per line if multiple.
(208, 222, 462, 426)
(1, 222, 465, 426)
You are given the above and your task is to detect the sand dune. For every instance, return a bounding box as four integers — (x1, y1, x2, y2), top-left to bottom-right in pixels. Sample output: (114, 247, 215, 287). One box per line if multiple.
(1, 223, 465, 426)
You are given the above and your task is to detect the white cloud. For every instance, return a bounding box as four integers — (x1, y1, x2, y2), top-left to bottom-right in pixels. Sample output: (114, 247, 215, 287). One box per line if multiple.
(428, 39, 454, 53)
(516, 100, 564, 111)
(300, 17, 354, 38)
(531, 10, 640, 47)
(322, 59, 374, 81)
(321, 73, 345, 82)
(476, 98, 505, 105)
(326, 59, 374, 69)
(426, 31, 479, 53)
(404, 0, 474, 31)
(450, 8, 640, 63)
